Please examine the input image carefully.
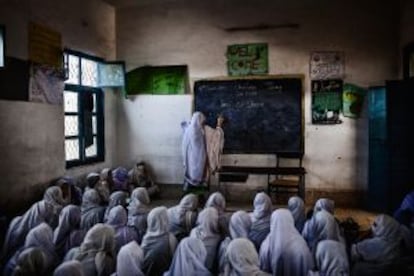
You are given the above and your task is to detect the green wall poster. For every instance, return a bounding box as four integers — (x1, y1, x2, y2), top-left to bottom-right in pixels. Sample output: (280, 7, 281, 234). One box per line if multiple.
(126, 65, 189, 95)
(227, 43, 268, 76)
(312, 79, 343, 124)
(343, 83, 366, 118)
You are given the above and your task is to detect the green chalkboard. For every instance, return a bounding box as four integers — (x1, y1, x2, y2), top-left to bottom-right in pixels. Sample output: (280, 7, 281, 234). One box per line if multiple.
(126, 65, 189, 95)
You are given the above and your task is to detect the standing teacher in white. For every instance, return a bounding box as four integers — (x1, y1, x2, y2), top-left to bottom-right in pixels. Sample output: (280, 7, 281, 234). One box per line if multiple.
(181, 111, 225, 194)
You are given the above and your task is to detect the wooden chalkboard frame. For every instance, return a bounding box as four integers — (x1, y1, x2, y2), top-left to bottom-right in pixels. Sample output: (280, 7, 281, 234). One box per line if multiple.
(194, 75, 304, 155)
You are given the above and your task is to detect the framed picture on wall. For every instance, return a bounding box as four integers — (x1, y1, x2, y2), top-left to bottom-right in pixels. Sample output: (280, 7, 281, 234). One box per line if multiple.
(0, 25, 5, 68)
(403, 42, 414, 79)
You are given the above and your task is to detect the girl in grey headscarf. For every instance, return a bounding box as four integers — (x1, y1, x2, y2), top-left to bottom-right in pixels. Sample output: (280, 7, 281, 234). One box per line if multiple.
(53, 260, 84, 276)
(218, 210, 252, 274)
(54, 205, 85, 259)
(288, 196, 306, 233)
(260, 209, 313, 276)
(308, 240, 349, 276)
(314, 198, 335, 214)
(248, 192, 272, 251)
(205, 192, 229, 238)
(164, 237, 211, 276)
(11, 247, 47, 276)
(2, 186, 65, 261)
(65, 223, 116, 276)
(80, 189, 106, 231)
(104, 191, 127, 222)
(106, 205, 138, 254)
(190, 207, 221, 273)
(115, 241, 144, 276)
(351, 214, 402, 264)
(127, 188, 150, 243)
(4, 223, 58, 276)
(167, 193, 198, 241)
(141, 206, 177, 276)
(302, 209, 345, 256)
(224, 238, 270, 276)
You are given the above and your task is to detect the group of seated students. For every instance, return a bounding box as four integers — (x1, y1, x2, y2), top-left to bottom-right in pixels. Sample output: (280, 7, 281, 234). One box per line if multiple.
(0, 167, 413, 276)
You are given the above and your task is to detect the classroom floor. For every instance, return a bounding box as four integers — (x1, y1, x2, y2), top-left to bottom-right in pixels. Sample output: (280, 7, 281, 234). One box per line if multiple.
(150, 198, 378, 231)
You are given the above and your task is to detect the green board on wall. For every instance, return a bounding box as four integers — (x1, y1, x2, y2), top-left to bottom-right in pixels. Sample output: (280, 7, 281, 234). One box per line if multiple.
(126, 65, 189, 95)
(227, 43, 268, 76)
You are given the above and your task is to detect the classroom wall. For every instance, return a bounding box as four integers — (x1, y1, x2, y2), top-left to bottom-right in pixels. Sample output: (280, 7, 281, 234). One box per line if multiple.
(116, 0, 399, 204)
(0, 0, 117, 214)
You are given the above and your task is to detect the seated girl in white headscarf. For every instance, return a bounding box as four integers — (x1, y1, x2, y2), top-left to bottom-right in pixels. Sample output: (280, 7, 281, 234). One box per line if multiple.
(164, 237, 211, 276)
(225, 238, 270, 276)
(218, 210, 252, 274)
(106, 205, 137, 254)
(308, 240, 349, 276)
(127, 188, 151, 243)
(103, 191, 128, 222)
(12, 247, 47, 276)
(4, 223, 58, 276)
(2, 186, 65, 261)
(190, 207, 221, 273)
(205, 192, 229, 238)
(248, 192, 272, 251)
(65, 223, 116, 276)
(80, 189, 106, 231)
(141, 206, 177, 276)
(167, 193, 198, 242)
(53, 205, 85, 259)
(115, 241, 144, 276)
(260, 209, 313, 276)
(351, 214, 402, 275)
(302, 209, 345, 256)
(288, 196, 306, 233)
(53, 260, 84, 276)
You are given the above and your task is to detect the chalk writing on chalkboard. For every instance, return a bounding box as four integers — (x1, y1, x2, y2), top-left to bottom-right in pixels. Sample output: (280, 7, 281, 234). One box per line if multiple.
(195, 78, 303, 154)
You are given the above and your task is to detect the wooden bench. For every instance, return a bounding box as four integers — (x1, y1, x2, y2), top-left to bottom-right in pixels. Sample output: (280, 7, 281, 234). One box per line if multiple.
(217, 153, 306, 201)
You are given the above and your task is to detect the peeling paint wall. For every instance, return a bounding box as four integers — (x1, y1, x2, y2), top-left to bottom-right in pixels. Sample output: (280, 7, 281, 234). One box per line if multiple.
(0, 0, 117, 214)
(116, 0, 399, 196)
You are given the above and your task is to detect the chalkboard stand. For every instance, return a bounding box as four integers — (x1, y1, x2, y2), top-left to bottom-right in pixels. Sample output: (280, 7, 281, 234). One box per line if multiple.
(217, 153, 306, 202)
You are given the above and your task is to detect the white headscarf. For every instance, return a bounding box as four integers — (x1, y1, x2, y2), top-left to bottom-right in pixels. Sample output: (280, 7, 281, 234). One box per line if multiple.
(3, 187, 65, 259)
(249, 192, 272, 250)
(182, 112, 207, 186)
(128, 188, 150, 216)
(226, 238, 270, 276)
(314, 198, 335, 214)
(53, 205, 84, 258)
(288, 196, 306, 233)
(107, 205, 137, 253)
(229, 211, 252, 239)
(314, 240, 349, 276)
(13, 247, 47, 276)
(142, 206, 170, 240)
(116, 241, 144, 276)
(73, 223, 115, 276)
(302, 209, 344, 255)
(164, 237, 211, 276)
(352, 214, 402, 263)
(205, 192, 226, 214)
(53, 260, 84, 276)
(24, 222, 57, 271)
(259, 209, 313, 275)
(80, 189, 105, 230)
(190, 207, 220, 271)
(168, 194, 198, 238)
(104, 191, 128, 222)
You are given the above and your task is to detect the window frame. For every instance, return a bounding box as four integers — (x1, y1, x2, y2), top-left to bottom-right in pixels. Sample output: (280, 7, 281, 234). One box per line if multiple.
(64, 49, 105, 168)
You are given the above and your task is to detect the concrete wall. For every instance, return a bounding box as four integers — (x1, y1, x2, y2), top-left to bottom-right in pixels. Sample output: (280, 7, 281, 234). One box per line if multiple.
(0, 0, 117, 214)
(116, 0, 399, 203)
